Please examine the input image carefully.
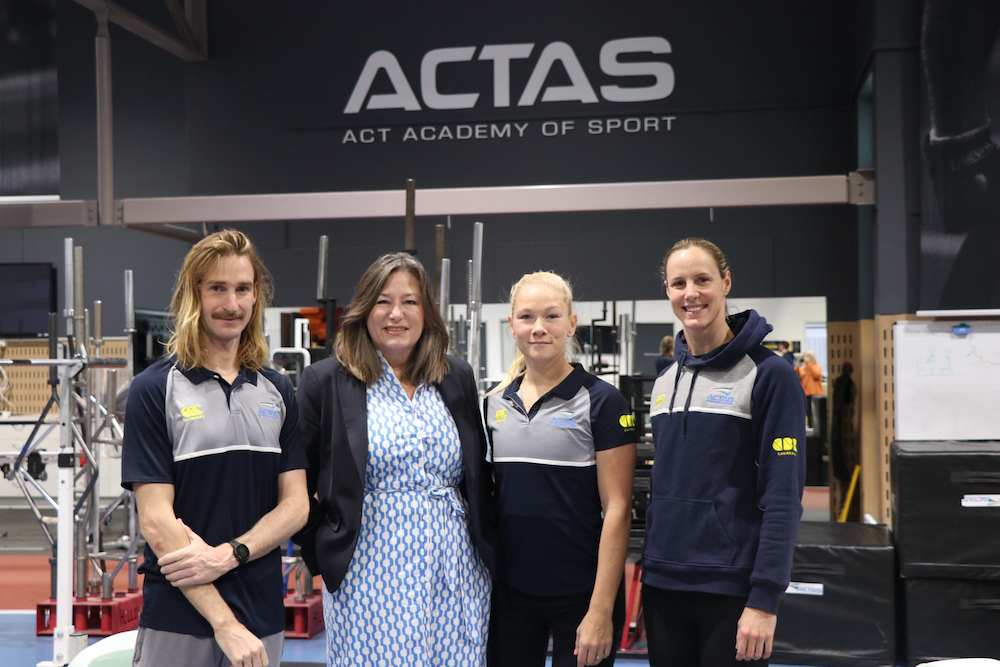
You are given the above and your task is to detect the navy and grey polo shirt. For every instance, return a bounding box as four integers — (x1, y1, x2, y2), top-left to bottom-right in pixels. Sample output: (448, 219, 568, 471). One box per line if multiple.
(121, 355, 306, 638)
(485, 364, 636, 596)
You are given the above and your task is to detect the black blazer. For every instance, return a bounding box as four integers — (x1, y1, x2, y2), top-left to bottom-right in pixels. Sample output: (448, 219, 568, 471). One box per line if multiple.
(294, 355, 499, 592)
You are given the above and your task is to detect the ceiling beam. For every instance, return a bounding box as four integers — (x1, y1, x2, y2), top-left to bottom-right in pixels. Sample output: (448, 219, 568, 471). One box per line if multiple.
(72, 0, 207, 61)
(0, 200, 96, 228)
(118, 175, 860, 226)
(0, 173, 873, 233)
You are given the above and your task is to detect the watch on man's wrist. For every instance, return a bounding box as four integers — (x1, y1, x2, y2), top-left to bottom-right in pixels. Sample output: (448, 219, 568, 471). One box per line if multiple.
(228, 539, 250, 566)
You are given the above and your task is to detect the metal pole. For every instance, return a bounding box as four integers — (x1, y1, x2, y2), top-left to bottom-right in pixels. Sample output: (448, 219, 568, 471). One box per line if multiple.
(96, 8, 114, 228)
(620, 312, 631, 377)
(124, 270, 135, 379)
(438, 258, 451, 322)
(92, 300, 103, 357)
(316, 236, 328, 302)
(316, 236, 337, 358)
(74, 246, 87, 362)
(404, 179, 416, 254)
(64, 239, 74, 338)
(466, 222, 483, 384)
(53, 360, 86, 667)
(434, 224, 445, 300)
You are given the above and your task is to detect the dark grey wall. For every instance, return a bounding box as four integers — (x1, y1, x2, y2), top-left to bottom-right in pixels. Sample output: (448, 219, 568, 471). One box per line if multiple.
(0, 226, 192, 338)
(57, 1, 188, 200)
(236, 204, 859, 323)
(7, 0, 896, 335)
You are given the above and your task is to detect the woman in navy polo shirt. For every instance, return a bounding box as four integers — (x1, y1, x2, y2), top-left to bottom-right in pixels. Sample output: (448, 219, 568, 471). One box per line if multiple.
(485, 271, 636, 667)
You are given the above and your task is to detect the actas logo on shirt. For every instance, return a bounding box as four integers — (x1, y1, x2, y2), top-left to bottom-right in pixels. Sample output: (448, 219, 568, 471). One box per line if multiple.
(258, 403, 281, 420)
(180, 405, 204, 422)
(705, 387, 735, 406)
(494, 408, 507, 423)
(549, 411, 578, 428)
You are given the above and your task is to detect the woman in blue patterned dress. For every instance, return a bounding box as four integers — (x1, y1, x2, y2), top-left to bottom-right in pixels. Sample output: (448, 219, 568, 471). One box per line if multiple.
(295, 253, 498, 667)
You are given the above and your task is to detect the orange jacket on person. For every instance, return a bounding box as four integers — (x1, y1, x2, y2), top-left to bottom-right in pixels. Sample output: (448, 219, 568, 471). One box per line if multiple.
(796, 362, 824, 396)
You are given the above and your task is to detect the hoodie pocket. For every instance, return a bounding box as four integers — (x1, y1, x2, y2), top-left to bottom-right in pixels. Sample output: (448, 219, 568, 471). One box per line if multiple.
(644, 497, 736, 566)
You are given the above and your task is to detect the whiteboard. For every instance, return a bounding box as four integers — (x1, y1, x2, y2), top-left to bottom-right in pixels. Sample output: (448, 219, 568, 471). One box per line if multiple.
(894, 321, 1000, 441)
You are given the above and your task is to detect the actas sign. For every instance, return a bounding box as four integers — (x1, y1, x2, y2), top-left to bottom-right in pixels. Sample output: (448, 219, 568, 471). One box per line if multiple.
(344, 36, 674, 114)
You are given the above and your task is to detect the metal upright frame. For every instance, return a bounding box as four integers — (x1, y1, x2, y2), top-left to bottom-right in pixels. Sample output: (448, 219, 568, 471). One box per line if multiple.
(1, 238, 135, 667)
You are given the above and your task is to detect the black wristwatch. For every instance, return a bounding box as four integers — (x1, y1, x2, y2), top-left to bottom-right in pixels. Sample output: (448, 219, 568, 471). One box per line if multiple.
(228, 539, 250, 566)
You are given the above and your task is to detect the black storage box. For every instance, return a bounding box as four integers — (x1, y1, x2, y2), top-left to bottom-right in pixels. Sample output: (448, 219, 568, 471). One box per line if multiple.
(891, 440, 1000, 579)
(771, 521, 896, 667)
(902, 577, 1000, 665)
(805, 434, 828, 486)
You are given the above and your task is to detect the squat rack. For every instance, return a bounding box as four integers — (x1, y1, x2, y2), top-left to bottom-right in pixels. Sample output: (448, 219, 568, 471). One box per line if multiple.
(0, 238, 136, 667)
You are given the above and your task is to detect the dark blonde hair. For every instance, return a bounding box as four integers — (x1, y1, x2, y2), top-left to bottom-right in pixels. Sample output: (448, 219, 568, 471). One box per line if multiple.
(661, 237, 731, 281)
(487, 271, 579, 396)
(335, 253, 450, 385)
(659, 335, 675, 357)
(166, 229, 273, 371)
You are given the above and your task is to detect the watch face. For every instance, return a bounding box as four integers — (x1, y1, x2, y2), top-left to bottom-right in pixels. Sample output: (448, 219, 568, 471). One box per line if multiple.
(232, 541, 249, 563)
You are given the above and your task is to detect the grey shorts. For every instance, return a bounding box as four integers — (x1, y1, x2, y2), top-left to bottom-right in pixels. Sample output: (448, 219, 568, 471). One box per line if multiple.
(132, 626, 284, 666)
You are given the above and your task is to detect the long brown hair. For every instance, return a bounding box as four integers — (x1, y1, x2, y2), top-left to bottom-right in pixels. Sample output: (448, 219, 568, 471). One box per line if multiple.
(166, 229, 273, 371)
(335, 253, 450, 385)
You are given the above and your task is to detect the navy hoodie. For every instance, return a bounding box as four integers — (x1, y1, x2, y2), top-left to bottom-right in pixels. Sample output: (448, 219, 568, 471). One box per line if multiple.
(641, 310, 806, 614)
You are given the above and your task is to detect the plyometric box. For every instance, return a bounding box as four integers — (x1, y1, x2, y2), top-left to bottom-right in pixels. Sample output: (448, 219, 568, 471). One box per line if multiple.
(891, 441, 1000, 665)
(891, 440, 1000, 579)
(771, 521, 896, 667)
(902, 577, 1000, 666)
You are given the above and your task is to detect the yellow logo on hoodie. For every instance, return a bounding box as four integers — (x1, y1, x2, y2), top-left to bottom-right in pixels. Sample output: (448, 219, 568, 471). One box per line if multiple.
(771, 437, 798, 455)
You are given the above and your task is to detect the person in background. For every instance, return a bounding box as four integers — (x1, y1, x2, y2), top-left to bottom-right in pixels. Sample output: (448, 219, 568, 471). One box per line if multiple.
(122, 229, 310, 667)
(642, 237, 805, 666)
(777, 341, 795, 367)
(830, 361, 855, 485)
(796, 351, 825, 431)
(654, 334, 675, 373)
(795, 351, 824, 398)
(485, 271, 636, 667)
(294, 252, 497, 667)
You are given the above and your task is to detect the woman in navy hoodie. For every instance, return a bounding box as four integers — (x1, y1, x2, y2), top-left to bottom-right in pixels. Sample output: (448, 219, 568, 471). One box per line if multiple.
(642, 238, 806, 666)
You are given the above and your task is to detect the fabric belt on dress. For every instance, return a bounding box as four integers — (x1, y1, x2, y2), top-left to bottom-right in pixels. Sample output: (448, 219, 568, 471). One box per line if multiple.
(365, 485, 483, 645)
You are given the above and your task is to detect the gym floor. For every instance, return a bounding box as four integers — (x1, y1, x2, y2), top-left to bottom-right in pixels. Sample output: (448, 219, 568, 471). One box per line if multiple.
(1, 493, 832, 666)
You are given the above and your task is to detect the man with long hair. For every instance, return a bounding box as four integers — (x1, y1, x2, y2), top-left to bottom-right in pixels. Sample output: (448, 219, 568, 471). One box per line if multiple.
(122, 229, 309, 667)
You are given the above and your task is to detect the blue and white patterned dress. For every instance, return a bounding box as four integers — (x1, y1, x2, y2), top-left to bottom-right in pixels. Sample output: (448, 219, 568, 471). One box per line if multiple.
(322, 361, 492, 666)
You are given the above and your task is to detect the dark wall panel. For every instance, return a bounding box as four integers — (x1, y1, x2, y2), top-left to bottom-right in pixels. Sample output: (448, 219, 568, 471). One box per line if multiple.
(1, 0, 58, 196)
(38, 0, 873, 326)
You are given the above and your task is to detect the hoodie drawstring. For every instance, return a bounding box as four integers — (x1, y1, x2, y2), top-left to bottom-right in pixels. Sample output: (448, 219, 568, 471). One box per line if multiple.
(668, 363, 701, 437)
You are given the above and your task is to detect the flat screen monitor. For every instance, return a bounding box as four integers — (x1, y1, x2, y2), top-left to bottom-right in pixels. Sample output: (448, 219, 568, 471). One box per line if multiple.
(0, 263, 57, 338)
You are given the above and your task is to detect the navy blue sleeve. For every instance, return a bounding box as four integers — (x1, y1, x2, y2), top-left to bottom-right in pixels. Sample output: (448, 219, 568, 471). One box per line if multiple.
(121, 360, 174, 490)
(587, 375, 638, 451)
(747, 350, 807, 613)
